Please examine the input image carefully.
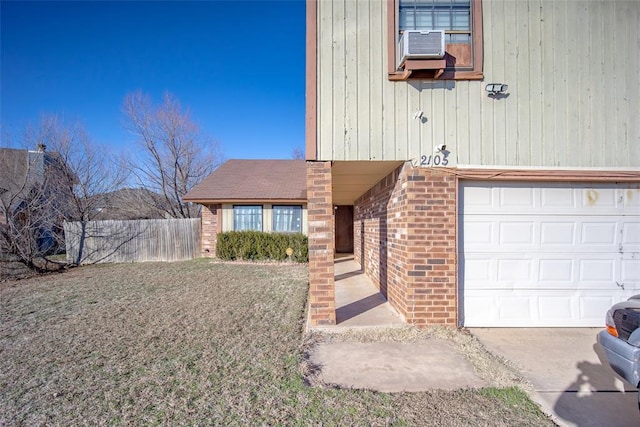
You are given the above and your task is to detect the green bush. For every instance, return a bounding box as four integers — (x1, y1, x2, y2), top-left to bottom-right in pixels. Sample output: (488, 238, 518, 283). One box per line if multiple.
(216, 231, 308, 263)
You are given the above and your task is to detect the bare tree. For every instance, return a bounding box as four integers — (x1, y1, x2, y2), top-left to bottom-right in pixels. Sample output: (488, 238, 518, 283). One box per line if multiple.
(36, 115, 127, 264)
(36, 115, 126, 222)
(122, 91, 221, 218)
(292, 146, 305, 160)
(1, 144, 64, 272)
(0, 116, 126, 270)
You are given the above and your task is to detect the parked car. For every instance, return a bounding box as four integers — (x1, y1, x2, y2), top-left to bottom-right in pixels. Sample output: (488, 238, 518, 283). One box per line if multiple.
(597, 295, 640, 409)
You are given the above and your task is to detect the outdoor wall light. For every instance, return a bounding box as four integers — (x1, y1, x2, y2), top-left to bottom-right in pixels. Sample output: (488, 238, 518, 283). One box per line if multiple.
(413, 110, 424, 120)
(485, 83, 508, 96)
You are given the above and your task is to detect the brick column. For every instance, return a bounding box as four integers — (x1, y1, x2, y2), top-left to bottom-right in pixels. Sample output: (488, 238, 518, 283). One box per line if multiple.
(201, 203, 221, 257)
(402, 168, 457, 327)
(306, 161, 336, 326)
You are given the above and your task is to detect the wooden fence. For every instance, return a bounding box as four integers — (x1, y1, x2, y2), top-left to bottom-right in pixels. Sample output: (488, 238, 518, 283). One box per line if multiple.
(64, 218, 201, 264)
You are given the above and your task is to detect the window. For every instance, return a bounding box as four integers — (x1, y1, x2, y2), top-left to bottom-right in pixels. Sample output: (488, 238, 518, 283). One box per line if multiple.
(388, 0, 483, 80)
(399, 0, 471, 43)
(233, 205, 262, 231)
(272, 205, 302, 233)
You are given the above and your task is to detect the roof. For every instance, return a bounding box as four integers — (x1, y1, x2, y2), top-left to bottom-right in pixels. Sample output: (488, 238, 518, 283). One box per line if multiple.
(184, 159, 306, 202)
(91, 188, 169, 220)
(0, 148, 46, 205)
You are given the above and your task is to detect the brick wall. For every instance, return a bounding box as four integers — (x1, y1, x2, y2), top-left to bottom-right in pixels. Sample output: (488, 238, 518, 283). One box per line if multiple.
(354, 164, 458, 327)
(306, 161, 336, 326)
(201, 203, 221, 257)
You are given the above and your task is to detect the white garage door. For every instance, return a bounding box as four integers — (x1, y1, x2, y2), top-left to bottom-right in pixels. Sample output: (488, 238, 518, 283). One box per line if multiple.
(459, 182, 640, 327)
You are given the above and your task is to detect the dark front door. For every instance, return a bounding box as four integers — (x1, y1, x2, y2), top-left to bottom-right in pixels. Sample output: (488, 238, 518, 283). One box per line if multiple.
(334, 205, 354, 253)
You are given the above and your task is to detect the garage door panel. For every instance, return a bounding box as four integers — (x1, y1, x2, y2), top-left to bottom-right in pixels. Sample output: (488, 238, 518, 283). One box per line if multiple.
(462, 185, 494, 209)
(500, 187, 535, 208)
(539, 259, 574, 282)
(465, 216, 629, 252)
(626, 188, 640, 209)
(498, 296, 534, 322)
(497, 259, 533, 281)
(464, 252, 619, 291)
(621, 259, 640, 285)
(463, 258, 492, 281)
(541, 187, 577, 208)
(622, 222, 640, 247)
(462, 295, 498, 325)
(540, 222, 576, 245)
(499, 222, 535, 245)
(540, 187, 578, 211)
(580, 187, 619, 210)
(462, 290, 630, 327)
(579, 259, 616, 283)
(538, 296, 573, 320)
(460, 182, 640, 327)
(464, 221, 493, 245)
(581, 222, 617, 245)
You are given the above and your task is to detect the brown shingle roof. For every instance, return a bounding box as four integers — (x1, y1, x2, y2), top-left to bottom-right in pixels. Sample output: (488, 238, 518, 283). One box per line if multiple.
(184, 159, 306, 202)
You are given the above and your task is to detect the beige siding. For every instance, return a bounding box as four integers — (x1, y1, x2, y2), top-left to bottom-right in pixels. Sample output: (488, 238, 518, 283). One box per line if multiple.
(316, 0, 640, 168)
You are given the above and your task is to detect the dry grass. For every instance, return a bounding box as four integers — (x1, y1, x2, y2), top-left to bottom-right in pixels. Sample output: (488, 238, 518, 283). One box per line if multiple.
(1, 259, 554, 426)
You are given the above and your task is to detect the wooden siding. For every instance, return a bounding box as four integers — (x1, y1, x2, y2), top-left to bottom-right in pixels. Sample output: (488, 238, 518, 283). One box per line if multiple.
(315, 0, 640, 168)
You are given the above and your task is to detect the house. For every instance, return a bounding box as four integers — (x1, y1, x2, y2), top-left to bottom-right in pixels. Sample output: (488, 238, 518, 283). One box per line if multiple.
(1, 146, 48, 218)
(184, 159, 307, 256)
(90, 188, 169, 221)
(0, 145, 71, 252)
(305, 0, 640, 328)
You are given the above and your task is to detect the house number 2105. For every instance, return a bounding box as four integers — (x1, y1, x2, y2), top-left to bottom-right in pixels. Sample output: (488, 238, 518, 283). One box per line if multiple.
(418, 153, 448, 167)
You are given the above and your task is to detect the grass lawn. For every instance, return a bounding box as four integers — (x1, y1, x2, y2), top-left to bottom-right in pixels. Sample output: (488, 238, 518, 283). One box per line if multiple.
(1, 259, 555, 426)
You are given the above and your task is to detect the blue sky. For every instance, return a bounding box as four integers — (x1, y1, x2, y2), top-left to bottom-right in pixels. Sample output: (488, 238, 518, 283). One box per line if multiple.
(1, 0, 306, 160)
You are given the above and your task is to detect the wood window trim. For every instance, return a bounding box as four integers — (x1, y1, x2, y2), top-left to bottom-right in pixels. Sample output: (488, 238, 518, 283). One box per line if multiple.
(387, 0, 484, 81)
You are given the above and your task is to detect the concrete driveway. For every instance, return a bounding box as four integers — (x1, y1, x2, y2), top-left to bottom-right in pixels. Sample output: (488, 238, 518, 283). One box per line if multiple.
(472, 328, 640, 427)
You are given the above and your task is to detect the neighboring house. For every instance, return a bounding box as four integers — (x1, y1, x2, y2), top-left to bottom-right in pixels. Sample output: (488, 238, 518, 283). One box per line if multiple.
(305, 0, 640, 328)
(91, 188, 169, 220)
(1, 146, 46, 219)
(0, 145, 71, 251)
(184, 159, 307, 257)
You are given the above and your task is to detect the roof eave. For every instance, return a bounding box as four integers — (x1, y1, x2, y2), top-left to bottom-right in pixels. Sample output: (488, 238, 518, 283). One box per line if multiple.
(185, 198, 307, 204)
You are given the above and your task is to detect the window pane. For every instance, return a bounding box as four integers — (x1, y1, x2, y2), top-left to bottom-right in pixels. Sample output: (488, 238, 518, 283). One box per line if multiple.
(414, 10, 433, 30)
(234, 205, 262, 231)
(451, 10, 470, 30)
(273, 205, 302, 233)
(399, 0, 470, 33)
(433, 10, 451, 30)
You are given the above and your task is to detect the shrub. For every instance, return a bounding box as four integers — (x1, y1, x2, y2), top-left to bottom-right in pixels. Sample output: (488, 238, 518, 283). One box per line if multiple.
(216, 231, 308, 263)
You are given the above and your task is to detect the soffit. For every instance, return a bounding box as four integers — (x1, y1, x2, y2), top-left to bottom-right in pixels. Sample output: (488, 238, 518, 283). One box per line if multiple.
(331, 161, 404, 205)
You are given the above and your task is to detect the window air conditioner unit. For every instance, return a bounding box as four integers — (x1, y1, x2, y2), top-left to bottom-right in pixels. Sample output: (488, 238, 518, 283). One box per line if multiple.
(397, 30, 446, 68)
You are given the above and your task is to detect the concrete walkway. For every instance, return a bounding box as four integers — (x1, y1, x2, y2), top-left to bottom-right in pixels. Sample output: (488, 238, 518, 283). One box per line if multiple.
(308, 255, 488, 392)
(315, 255, 405, 331)
(472, 328, 640, 427)
(308, 339, 488, 392)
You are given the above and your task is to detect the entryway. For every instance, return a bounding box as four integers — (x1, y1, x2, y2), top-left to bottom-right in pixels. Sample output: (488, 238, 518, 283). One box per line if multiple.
(325, 254, 404, 329)
(334, 205, 353, 253)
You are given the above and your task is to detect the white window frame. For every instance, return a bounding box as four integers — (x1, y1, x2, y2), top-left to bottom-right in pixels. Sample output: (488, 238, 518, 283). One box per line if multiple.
(272, 205, 302, 233)
(233, 205, 263, 231)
